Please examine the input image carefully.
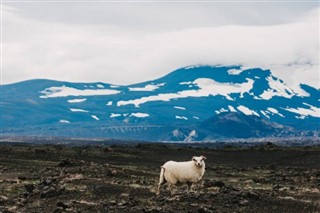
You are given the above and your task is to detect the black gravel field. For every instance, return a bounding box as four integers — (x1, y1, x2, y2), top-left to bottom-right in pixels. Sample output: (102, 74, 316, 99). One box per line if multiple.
(0, 142, 319, 213)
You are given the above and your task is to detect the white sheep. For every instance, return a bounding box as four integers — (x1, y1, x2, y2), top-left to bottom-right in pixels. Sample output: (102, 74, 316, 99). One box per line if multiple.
(156, 156, 206, 195)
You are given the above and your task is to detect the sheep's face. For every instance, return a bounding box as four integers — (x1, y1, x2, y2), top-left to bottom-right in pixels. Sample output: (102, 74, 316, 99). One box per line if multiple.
(192, 156, 206, 168)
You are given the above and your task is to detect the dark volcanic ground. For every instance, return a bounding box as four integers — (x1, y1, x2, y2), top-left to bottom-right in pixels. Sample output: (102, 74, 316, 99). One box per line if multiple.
(0, 142, 319, 213)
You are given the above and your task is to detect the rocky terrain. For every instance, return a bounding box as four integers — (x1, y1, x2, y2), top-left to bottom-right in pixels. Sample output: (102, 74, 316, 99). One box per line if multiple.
(0, 142, 319, 212)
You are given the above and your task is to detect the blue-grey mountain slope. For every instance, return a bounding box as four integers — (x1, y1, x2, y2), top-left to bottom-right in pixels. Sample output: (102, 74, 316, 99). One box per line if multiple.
(1, 66, 319, 141)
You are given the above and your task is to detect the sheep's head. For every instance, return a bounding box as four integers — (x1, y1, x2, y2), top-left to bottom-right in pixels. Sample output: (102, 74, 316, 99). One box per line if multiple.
(192, 156, 206, 168)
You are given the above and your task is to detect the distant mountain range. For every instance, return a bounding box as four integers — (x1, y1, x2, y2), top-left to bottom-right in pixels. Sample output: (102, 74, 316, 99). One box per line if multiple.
(1, 65, 319, 142)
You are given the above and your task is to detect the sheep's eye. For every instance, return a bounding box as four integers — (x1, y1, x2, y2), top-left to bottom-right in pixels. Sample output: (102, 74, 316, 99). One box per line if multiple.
(192, 158, 196, 161)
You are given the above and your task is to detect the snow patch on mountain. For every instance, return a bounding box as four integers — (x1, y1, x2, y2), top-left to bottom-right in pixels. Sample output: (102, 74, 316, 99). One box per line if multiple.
(70, 108, 89, 113)
(295, 115, 306, 119)
(194, 78, 254, 100)
(67, 98, 87, 103)
(129, 83, 165, 91)
(260, 111, 270, 119)
(237, 105, 259, 116)
(174, 106, 186, 110)
(179, 81, 193, 85)
(184, 130, 197, 142)
(184, 65, 201, 70)
(130, 113, 150, 118)
(259, 76, 303, 100)
(91, 115, 99, 120)
(40, 86, 120, 98)
(110, 113, 121, 118)
(267, 107, 284, 117)
(96, 84, 104, 88)
(228, 68, 244, 75)
(172, 129, 182, 137)
(176, 116, 188, 120)
(117, 78, 254, 107)
(284, 105, 320, 118)
(228, 105, 237, 112)
(215, 108, 228, 114)
(59, 119, 70, 124)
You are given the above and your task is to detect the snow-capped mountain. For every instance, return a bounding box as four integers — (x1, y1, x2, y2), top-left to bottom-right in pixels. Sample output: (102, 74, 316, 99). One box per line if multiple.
(1, 65, 319, 141)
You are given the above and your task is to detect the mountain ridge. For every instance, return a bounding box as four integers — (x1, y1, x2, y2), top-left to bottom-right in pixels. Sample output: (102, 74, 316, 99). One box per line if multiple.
(1, 65, 319, 141)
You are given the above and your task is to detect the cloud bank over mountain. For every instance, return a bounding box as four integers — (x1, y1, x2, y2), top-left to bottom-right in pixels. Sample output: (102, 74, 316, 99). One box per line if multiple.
(2, 3, 319, 90)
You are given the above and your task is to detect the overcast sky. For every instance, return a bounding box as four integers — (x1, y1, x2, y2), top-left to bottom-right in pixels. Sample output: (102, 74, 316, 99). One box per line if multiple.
(1, 1, 319, 90)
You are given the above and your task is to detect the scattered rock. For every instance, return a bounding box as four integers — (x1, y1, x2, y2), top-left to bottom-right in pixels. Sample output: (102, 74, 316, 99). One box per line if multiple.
(1, 144, 319, 213)
(118, 200, 127, 206)
(109, 200, 117, 205)
(17, 176, 27, 181)
(41, 187, 64, 198)
(41, 178, 56, 186)
(198, 206, 214, 213)
(24, 184, 35, 193)
(253, 177, 267, 183)
(56, 201, 69, 209)
(53, 208, 63, 213)
(246, 191, 260, 200)
(220, 185, 239, 194)
(14, 198, 27, 206)
(0, 195, 8, 204)
(5, 179, 18, 184)
(58, 159, 73, 167)
(203, 179, 225, 188)
(104, 147, 114, 152)
(268, 165, 276, 170)
(34, 149, 47, 153)
(120, 193, 130, 197)
(273, 184, 281, 191)
(190, 203, 199, 207)
(239, 199, 249, 206)
(64, 173, 84, 181)
(90, 162, 97, 166)
(279, 187, 289, 192)
(111, 169, 117, 175)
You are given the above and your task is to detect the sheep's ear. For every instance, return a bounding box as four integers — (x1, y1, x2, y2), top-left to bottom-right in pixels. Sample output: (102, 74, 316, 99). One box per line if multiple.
(201, 156, 207, 160)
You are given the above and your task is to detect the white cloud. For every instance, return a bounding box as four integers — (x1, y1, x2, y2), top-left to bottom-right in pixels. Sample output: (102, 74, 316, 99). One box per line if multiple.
(1, 4, 319, 90)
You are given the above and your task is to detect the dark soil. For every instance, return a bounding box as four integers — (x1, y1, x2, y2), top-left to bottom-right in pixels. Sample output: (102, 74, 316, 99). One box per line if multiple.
(0, 142, 319, 212)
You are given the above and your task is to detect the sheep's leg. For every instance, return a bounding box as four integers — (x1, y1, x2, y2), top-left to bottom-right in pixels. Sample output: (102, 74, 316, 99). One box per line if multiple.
(157, 181, 166, 195)
(187, 182, 193, 193)
(169, 184, 175, 195)
(157, 183, 162, 195)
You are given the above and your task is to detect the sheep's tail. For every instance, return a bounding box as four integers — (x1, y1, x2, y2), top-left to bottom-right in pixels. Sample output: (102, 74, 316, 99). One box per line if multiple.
(159, 166, 165, 184)
(157, 166, 165, 195)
